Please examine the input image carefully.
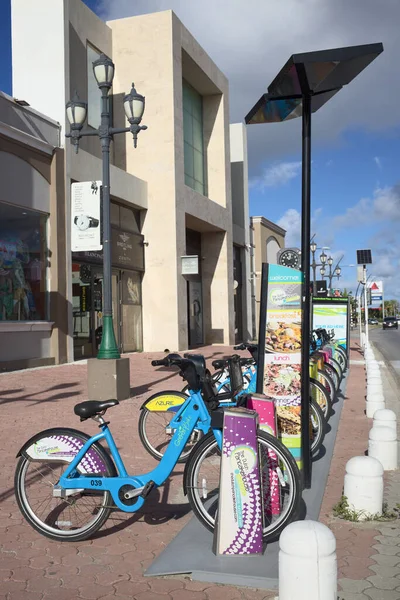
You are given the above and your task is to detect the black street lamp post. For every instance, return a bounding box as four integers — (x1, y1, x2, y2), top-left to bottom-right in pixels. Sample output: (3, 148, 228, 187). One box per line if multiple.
(66, 54, 147, 360)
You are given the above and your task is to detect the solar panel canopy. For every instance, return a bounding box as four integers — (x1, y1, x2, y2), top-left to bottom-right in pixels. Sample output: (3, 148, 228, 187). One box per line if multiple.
(356, 249, 372, 265)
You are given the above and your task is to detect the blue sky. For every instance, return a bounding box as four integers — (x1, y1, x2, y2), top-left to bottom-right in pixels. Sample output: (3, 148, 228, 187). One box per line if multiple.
(1, 0, 400, 300)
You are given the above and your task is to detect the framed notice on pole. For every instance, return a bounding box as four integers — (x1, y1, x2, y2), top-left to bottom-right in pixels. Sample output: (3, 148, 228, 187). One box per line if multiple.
(71, 181, 102, 252)
(312, 297, 350, 357)
(256, 263, 303, 469)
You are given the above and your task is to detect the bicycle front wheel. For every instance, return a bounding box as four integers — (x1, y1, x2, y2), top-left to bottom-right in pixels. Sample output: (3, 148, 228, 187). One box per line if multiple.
(335, 347, 348, 372)
(138, 405, 202, 463)
(15, 428, 116, 542)
(185, 430, 301, 543)
(310, 377, 332, 419)
(310, 399, 326, 457)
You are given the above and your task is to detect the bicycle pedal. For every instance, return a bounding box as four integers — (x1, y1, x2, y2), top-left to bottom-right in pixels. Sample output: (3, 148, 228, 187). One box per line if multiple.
(141, 480, 155, 498)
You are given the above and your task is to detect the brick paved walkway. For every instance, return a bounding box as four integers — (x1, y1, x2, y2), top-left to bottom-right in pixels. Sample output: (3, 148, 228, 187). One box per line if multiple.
(0, 347, 275, 600)
(2, 339, 400, 599)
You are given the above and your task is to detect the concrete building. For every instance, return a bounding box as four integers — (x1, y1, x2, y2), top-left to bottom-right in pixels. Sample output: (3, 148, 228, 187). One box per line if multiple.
(0, 92, 67, 370)
(250, 216, 286, 338)
(9, 0, 245, 366)
(230, 123, 252, 343)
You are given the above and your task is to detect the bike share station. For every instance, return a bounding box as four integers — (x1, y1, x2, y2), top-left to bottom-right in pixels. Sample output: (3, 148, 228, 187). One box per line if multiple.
(146, 44, 382, 589)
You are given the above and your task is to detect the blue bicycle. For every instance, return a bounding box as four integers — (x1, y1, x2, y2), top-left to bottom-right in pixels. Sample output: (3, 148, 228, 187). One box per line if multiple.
(139, 347, 326, 463)
(15, 353, 301, 543)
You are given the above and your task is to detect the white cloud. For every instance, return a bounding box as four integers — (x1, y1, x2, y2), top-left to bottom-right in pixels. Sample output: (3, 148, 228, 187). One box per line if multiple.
(277, 208, 301, 248)
(326, 160, 334, 167)
(374, 156, 383, 170)
(333, 185, 400, 228)
(331, 183, 400, 300)
(250, 161, 301, 190)
(98, 0, 400, 175)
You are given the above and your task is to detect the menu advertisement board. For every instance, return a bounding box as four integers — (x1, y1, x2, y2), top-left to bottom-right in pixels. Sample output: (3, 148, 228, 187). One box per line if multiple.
(257, 264, 303, 469)
(312, 298, 349, 352)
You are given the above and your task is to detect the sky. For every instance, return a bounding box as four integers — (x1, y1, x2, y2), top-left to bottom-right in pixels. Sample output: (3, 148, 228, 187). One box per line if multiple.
(1, 0, 400, 301)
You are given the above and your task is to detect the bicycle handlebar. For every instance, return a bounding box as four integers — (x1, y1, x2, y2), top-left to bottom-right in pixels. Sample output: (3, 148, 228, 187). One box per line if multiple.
(151, 359, 168, 367)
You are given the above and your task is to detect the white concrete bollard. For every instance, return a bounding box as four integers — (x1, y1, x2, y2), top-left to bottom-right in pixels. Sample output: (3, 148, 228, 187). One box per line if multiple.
(367, 374, 383, 386)
(366, 359, 379, 369)
(367, 382, 384, 397)
(369, 426, 398, 470)
(366, 393, 385, 418)
(344, 456, 383, 518)
(373, 408, 397, 432)
(279, 520, 337, 600)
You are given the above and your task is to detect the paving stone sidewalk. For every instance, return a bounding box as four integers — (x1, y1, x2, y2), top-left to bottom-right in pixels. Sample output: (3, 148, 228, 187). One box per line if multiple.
(320, 338, 400, 600)
(0, 347, 275, 600)
(2, 340, 399, 600)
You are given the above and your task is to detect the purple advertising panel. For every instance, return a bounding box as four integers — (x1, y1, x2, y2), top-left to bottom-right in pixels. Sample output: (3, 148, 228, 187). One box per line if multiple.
(215, 408, 263, 556)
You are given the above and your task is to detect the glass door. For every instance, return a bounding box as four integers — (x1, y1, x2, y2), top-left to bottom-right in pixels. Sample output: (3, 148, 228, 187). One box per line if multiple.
(121, 270, 143, 352)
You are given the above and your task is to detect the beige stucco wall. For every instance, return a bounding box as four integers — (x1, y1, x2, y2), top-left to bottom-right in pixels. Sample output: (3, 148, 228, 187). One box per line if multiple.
(251, 216, 286, 337)
(109, 10, 234, 351)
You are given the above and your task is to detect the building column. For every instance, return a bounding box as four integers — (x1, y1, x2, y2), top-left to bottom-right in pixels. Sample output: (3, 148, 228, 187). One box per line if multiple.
(202, 231, 234, 345)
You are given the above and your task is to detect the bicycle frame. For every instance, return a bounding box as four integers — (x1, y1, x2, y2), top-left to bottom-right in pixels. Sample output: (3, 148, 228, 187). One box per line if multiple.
(56, 391, 221, 513)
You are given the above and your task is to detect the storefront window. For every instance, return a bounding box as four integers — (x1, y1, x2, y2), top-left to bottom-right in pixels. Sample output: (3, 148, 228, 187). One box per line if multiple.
(0, 201, 47, 321)
(110, 200, 141, 233)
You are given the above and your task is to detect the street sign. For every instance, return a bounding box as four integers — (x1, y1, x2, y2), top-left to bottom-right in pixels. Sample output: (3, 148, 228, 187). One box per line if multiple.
(71, 181, 102, 252)
(181, 255, 199, 275)
(315, 279, 327, 297)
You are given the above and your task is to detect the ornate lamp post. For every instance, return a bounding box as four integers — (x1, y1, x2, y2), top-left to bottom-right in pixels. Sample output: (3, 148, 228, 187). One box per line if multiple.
(66, 54, 147, 359)
(310, 242, 328, 296)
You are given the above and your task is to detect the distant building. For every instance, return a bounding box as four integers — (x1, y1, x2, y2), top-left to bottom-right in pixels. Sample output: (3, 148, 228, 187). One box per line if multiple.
(250, 216, 286, 339)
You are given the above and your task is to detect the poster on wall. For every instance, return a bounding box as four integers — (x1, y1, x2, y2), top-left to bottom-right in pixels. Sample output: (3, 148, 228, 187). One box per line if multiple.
(256, 263, 303, 469)
(71, 181, 102, 252)
(312, 297, 350, 355)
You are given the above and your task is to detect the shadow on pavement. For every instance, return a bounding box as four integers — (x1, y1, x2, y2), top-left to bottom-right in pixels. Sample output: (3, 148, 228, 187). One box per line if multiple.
(0, 382, 81, 406)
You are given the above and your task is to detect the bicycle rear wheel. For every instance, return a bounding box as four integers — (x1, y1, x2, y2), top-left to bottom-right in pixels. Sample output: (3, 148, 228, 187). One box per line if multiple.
(15, 428, 116, 542)
(185, 430, 301, 543)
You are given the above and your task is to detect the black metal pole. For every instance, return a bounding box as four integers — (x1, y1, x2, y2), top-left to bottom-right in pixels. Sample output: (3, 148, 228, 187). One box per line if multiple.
(97, 90, 120, 359)
(300, 93, 312, 488)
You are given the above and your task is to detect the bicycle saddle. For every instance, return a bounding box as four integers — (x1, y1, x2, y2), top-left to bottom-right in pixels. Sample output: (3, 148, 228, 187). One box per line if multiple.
(74, 400, 119, 420)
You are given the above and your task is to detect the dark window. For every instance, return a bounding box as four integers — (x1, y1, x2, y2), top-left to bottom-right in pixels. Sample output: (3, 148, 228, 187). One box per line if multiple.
(183, 80, 206, 196)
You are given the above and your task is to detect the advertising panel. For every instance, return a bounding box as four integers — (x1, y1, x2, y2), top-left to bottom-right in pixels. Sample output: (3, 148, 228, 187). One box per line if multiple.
(215, 408, 263, 555)
(312, 297, 349, 352)
(71, 181, 102, 252)
(367, 280, 384, 309)
(257, 263, 303, 469)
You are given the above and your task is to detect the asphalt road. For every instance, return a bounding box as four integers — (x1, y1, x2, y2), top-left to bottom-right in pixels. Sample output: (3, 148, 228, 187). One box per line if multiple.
(369, 324, 400, 383)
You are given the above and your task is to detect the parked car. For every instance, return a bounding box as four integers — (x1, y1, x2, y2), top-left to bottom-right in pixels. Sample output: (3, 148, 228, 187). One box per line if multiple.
(368, 318, 379, 325)
(383, 317, 398, 330)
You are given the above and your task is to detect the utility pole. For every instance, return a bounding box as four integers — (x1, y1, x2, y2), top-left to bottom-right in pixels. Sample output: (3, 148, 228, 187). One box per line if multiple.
(363, 265, 369, 344)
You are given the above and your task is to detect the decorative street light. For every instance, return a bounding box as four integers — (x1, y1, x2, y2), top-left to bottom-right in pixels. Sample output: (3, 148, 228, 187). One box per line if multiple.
(320, 267, 326, 277)
(310, 243, 330, 295)
(66, 54, 147, 360)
